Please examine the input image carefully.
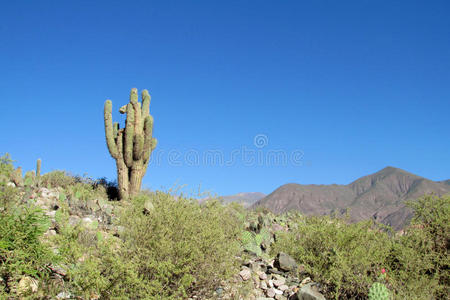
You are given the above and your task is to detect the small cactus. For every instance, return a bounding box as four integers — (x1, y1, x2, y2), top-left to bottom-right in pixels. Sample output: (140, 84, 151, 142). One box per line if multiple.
(368, 282, 390, 300)
(36, 159, 41, 177)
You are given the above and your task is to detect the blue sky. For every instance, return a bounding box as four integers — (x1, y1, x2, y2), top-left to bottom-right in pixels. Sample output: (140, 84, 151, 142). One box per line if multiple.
(1, 1, 449, 196)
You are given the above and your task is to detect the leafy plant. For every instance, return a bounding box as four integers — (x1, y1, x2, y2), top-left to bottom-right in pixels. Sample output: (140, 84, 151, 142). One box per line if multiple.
(0, 204, 54, 295)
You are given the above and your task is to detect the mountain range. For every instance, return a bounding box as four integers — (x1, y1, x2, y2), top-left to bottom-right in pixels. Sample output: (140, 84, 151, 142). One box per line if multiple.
(213, 192, 266, 208)
(245, 167, 449, 230)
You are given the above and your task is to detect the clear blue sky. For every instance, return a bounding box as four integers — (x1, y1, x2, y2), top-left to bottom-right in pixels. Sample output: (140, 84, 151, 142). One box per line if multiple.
(1, 1, 449, 196)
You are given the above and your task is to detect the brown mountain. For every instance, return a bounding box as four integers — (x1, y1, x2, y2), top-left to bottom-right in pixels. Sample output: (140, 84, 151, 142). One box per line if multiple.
(252, 167, 450, 230)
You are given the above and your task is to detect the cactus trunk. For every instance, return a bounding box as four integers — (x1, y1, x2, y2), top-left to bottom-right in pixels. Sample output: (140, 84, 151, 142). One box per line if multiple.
(104, 88, 157, 200)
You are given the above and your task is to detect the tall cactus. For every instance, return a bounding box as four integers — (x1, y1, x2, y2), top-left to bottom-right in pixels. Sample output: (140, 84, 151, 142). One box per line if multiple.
(104, 88, 157, 199)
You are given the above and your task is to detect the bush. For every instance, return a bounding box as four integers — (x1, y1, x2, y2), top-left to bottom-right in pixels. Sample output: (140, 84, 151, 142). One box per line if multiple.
(271, 216, 392, 299)
(0, 153, 14, 182)
(59, 192, 243, 299)
(271, 194, 450, 299)
(0, 204, 54, 295)
(387, 194, 449, 299)
(40, 170, 77, 189)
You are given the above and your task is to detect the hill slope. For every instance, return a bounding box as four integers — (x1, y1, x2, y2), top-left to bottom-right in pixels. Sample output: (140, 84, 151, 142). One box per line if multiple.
(252, 167, 449, 230)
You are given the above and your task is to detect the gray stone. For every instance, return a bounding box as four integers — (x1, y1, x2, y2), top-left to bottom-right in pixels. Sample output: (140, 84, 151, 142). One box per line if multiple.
(239, 268, 252, 281)
(273, 277, 286, 287)
(267, 288, 276, 298)
(296, 283, 326, 300)
(258, 271, 268, 280)
(275, 252, 298, 272)
(260, 280, 268, 290)
(68, 215, 80, 226)
(56, 291, 72, 299)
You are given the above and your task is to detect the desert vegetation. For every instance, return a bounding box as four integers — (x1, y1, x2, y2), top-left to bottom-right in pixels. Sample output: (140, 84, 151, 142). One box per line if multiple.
(0, 153, 448, 299)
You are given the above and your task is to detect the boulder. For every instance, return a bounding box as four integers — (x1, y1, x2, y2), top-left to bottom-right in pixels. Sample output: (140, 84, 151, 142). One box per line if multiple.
(296, 283, 326, 300)
(274, 253, 298, 272)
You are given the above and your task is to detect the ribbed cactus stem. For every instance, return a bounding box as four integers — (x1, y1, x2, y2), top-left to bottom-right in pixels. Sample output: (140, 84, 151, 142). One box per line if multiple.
(103, 88, 157, 200)
(36, 159, 41, 177)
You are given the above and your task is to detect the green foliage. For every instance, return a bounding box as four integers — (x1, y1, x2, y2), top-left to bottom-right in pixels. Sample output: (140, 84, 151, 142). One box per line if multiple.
(368, 282, 391, 300)
(67, 182, 106, 202)
(40, 170, 77, 189)
(0, 203, 54, 295)
(56, 192, 242, 299)
(271, 195, 450, 299)
(0, 153, 14, 182)
(271, 217, 391, 299)
(387, 194, 449, 299)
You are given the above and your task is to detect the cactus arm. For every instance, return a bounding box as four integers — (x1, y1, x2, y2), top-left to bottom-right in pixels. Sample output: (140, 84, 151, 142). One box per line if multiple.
(113, 122, 119, 139)
(132, 98, 142, 136)
(141, 89, 150, 119)
(143, 115, 154, 158)
(124, 103, 135, 168)
(129, 88, 138, 104)
(104, 100, 119, 159)
(133, 135, 144, 160)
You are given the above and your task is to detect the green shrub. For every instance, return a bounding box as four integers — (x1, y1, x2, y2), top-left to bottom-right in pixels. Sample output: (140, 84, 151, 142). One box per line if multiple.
(387, 194, 449, 299)
(271, 216, 393, 299)
(117, 193, 243, 298)
(0, 153, 14, 182)
(0, 204, 54, 295)
(271, 194, 450, 299)
(58, 192, 243, 299)
(40, 170, 77, 189)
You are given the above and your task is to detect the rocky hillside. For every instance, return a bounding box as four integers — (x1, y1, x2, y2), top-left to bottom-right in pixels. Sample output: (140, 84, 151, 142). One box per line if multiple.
(252, 167, 450, 230)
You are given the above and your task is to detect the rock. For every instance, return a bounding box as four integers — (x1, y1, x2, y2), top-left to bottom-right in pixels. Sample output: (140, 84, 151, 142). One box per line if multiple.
(68, 215, 81, 226)
(274, 253, 298, 272)
(56, 291, 72, 299)
(300, 277, 312, 287)
(144, 199, 154, 213)
(273, 277, 286, 287)
(279, 284, 289, 291)
(17, 276, 38, 295)
(260, 280, 268, 290)
(239, 268, 252, 281)
(46, 210, 56, 218)
(258, 271, 268, 280)
(267, 288, 276, 297)
(274, 288, 283, 295)
(44, 229, 57, 236)
(296, 283, 326, 300)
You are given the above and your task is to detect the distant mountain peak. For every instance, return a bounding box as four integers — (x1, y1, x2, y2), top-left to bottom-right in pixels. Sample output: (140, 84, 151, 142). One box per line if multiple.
(252, 166, 449, 230)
